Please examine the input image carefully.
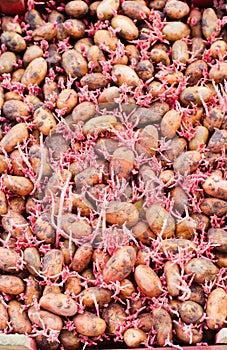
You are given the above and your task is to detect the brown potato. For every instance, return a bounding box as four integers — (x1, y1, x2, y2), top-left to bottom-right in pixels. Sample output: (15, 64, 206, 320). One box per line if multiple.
(206, 288, 227, 330)
(103, 246, 136, 283)
(73, 312, 106, 336)
(59, 330, 80, 350)
(119, 278, 135, 298)
(42, 249, 63, 279)
(179, 301, 203, 324)
(110, 146, 134, 180)
(43, 285, 61, 296)
(56, 89, 78, 114)
(2, 17, 22, 33)
(122, 1, 150, 20)
(0, 51, 17, 74)
(210, 40, 227, 59)
(200, 198, 227, 216)
(33, 104, 56, 136)
(12, 68, 25, 82)
(83, 115, 117, 136)
(189, 126, 209, 150)
(0, 123, 28, 153)
(176, 217, 197, 240)
(2, 211, 32, 239)
(189, 284, 206, 306)
(97, 0, 120, 20)
(102, 303, 126, 334)
(80, 287, 112, 308)
(24, 276, 42, 305)
(202, 8, 219, 39)
(94, 29, 118, 51)
(24, 247, 41, 276)
(185, 60, 208, 86)
(40, 293, 78, 316)
(62, 49, 87, 78)
(207, 129, 227, 153)
(35, 335, 59, 350)
(3, 175, 34, 196)
(203, 107, 224, 131)
(162, 239, 197, 255)
(184, 258, 219, 284)
(132, 221, 155, 245)
(136, 125, 158, 156)
(1, 31, 26, 52)
(164, 137, 187, 162)
(8, 300, 32, 334)
(174, 151, 201, 175)
(0, 301, 8, 330)
(65, 276, 81, 295)
(202, 173, 227, 200)
(165, 0, 189, 19)
(189, 9, 202, 38)
(171, 39, 189, 64)
(64, 19, 85, 39)
(21, 57, 47, 86)
(164, 261, 181, 297)
(61, 239, 76, 265)
(174, 323, 203, 344)
(209, 62, 227, 83)
(215, 252, 227, 268)
(61, 213, 92, 241)
(123, 328, 147, 347)
(106, 201, 139, 227)
(208, 228, 227, 252)
(146, 204, 175, 238)
(71, 243, 93, 272)
(65, 0, 88, 18)
(0, 247, 20, 272)
(191, 37, 205, 58)
(135, 60, 154, 81)
(130, 102, 169, 127)
(0, 190, 7, 215)
(162, 22, 190, 41)
(72, 101, 96, 123)
(161, 110, 182, 139)
(28, 306, 63, 331)
(111, 15, 139, 40)
(153, 308, 172, 346)
(34, 213, 56, 244)
(112, 64, 140, 87)
(10, 149, 27, 176)
(138, 313, 153, 332)
(32, 23, 57, 41)
(80, 73, 108, 89)
(24, 9, 44, 30)
(180, 86, 211, 106)
(134, 264, 162, 297)
(23, 45, 43, 66)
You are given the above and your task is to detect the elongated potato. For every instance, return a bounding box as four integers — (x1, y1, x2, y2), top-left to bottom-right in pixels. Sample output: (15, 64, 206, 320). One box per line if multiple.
(2, 211, 32, 239)
(25, 276, 42, 305)
(42, 249, 63, 279)
(40, 293, 78, 317)
(24, 247, 41, 276)
(0, 247, 20, 272)
(0, 275, 24, 294)
(103, 246, 136, 283)
(153, 308, 172, 346)
(184, 258, 219, 283)
(164, 261, 181, 297)
(106, 201, 139, 227)
(206, 288, 227, 330)
(28, 306, 63, 330)
(0, 301, 8, 330)
(71, 243, 93, 272)
(80, 287, 112, 308)
(146, 204, 175, 238)
(8, 300, 32, 334)
(102, 303, 126, 334)
(134, 265, 162, 297)
(3, 175, 34, 196)
(0, 123, 28, 153)
(73, 312, 106, 337)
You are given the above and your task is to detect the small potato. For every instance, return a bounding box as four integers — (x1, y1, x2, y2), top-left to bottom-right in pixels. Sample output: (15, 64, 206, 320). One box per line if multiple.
(61, 239, 76, 265)
(189, 126, 209, 150)
(176, 217, 197, 240)
(134, 265, 162, 297)
(102, 303, 126, 334)
(179, 301, 203, 324)
(24, 247, 41, 276)
(202, 8, 219, 39)
(180, 86, 211, 106)
(21, 57, 47, 86)
(25, 9, 44, 30)
(110, 146, 134, 180)
(0, 52, 17, 74)
(34, 213, 56, 244)
(94, 29, 118, 51)
(33, 104, 56, 136)
(61, 213, 92, 241)
(42, 249, 63, 279)
(72, 101, 95, 122)
(135, 60, 154, 81)
(73, 312, 106, 337)
(0, 301, 8, 330)
(3, 175, 34, 196)
(1, 17, 22, 33)
(203, 107, 224, 131)
(12, 68, 25, 82)
(185, 60, 208, 86)
(103, 246, 136, 283)
(174, 323, 203, 344)
(24, 276, 42, 305)
(40, 293, 78, 316)
(0, 190, 7, 215)
(2, 211, 32, 240)
(23, 45, 43, 66)
(112, 64, 140, 87)
(172, 40, 189, 64)
(0, 247, 20, 272)
(210, 40, 227, 59)
(80, 287, 112, 308)
(1, 31, 26, 52)
(65, 0, 88, 18)
(206, 288, 227, 330)
(98, 87, 120, 103)
(0, 123, 28, 153)
(71, 243, 93, 272)
(123, 328, 147, 347)
(122, 1, 150, 20)
(83, 115, 117, 136)
(43, 285, 61, 296)
(35, 335, 59, 350)
(119, 279, 135, 298)
(208, 129, 227, 153)
(97, 0, 120, 20)
(174, 151, 201, 175)
(146, 204, 175, 238)
(28, 307, 63, 331)
(111, 15, 139, 40)
(62, 49, 88, 78)
(208, 228, 227, 252)
(43, 81, 59, 101)
(171, 186, 188, 214)
(64, 19, 85, 39)
(189, 9, 202, 38)
(45, 133, 70, 161)
(125, 44, 140, 63)
(80, 73, 108, 90)
(202, 173, 227, 201)
(132, 221, 155, 245)
(8, 300, 32, 334)
(138, 313, 153, 332)
(74, 37, 92, 55)
(3, 100, 29, 121)
(87, 45, 106, 73)
(164, 137, 187, 163)
(161, 110, 182, 139)
(59, 330, 80, 350)
(136, 125, 158, 156)
(150, 48, 170, 66)
(209, 62, 227, 83)
(32, 23, 57, 41)
(164, 262, 181, 297)
(189, 284, 206, 306)
(165, 0, 189, 19)
(65, 276, 81, 295)
(191, 37, 205, 58)
(215, 252, 227, 268)
(0, 275, 24, 294)
(153, 308, 172, 346)
(184, 257, 219, 284)
(162, 22, 190, 41)
(130, 102, 169, 127)
(200, 198, 227, 216)
(56, 89, 78, 114)
(4, 92, 22, 101)
(10, 149, 27, 176)
(106, 201, 139, 227)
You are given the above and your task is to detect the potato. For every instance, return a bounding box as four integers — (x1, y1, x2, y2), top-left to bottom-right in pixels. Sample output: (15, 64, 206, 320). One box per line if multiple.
(56, 89, 78, 114)
(3, 175, 34, 196)
(119, 278, 135, 298)
(174, 323, 203, 344)
(203, 107, 224, 131)
(111, 64, 140, 87)
(110, 146, 134, 180)
(208, 129, 227, 153)
(80, 72, 108, 90)
(1, 17, 22, 33)
(83, 115, 117, 136)
(98, 87, 120, 104)
(10, 149, 27, 176)
(174, 151, 201, 175)
(132, 221, 155, 245)
(80, 287, 112, 308)
(162, 22, 190, 41)
(185, 60, 208, 86)
(73, 312, 106, 336)
(106, 201, 139, 227)
(164, 137, 187, 162)
(0, 301, 8, 330)
(161, 110, 182, 139)
(0, 247, 20, 272)
(162, 239, 197, 255)
(0, 52, 16, 74)
(136, 125, 158, 156)
(12, 68, 25, 82)
(179, 301, 203, 324)
(87, 45, 106, 73)
(171, 40, 189, 64)
(189, 284, 206, 305)
(191, 37, 205, 58)
(33, 103, 56, 136)
(24, 247, 41, 276)
(24, 275, 42, 305)
(23, 45, 43, 66)
(209, 62, 227, 83)
(25, 9, 44, 30)
(102, 303, 126, 334)
(21, 57, 47, 86)
(210, 40, 227, 59)
(42, 249, 63, 279)
(189, 126, 209, 150)
(62, 49, 87, 78)
(122, 1, 150, 20)
(64, 19, 85, 39)
(61, 213, 92, 241)
(72, 102, 95, 123)
(2, 211, 32, 239)
(165, 0, 189, 19)
(189, 9, 202, 38)
(202, 8, 219, 39)
(1, 31, 26, 52)
(0, 123, 28, 153)
(94, 29, 118, 51)
(65, 0, 88, 18)
(32, 23, 57, 41)
(215, 252, 227, 268)
(40, 292, 77, 316)
(34, 213, 56, 244)
(138, 313, 153, 332)
(8, 300, 32, 334)
(135, 60, 154, 81)
(180, 86, 211, 106)
(97, 0, 120, 20)
(61, 239, 76, 265)
(146, 204, 175, 238)
(206, 288, 227, 330)
(35, 335, 59, 350)
(164, 261, 181, 297)
(28, 306, 62, 331)
(123, 328, 147, 347)
(200, 198, 227, 216)
(130, 102, 169, 127)
(202, 173, 227, 201)
(208, 228, 227, 252)
(111, 15, 139, 40)
(0, 190, 7, 215)
(103, 246, 136, 283)
(65, 276, 81, 295)
(43, 285, 61, 296)
(59, 330, 80, 350)
(184, 258, 219, 284)
(134, 265, 162, 297)
(153, 308, 172, 346)
(176, 217, 198, 240)
(71, 243, 93, 272)
(45, 133, 70, 162)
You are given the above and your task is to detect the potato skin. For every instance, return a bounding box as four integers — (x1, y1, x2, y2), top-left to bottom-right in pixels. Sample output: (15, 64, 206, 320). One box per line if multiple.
(42, 249, 63, 279)
(40, 293, 78, 317)
(28, 306, 63, 331)
(103, 246, 136, 283)
(0, 123, 28, 153)
(73, 311, 106, 337)
(153, 308, 172, 346)
(3, 175, 34, 196)
(59, 330, 80, 350)
(206, 288, 227, 330)
(174, 323, 203, 344)
(146, 204, 175, 238)
(80, 287, 112, 308)
(0, 275, 24, 295)
(71, 243, 93, 272)
(24, 247, 41, 276)
(21, 57, 47, 86)
(184, 258, 219, 283)
(134, 265, 162, 297)
(123, 328, 147, 347)
(164, 261, 181, 297)
(24, 276, 42, 305)
(0, 247, 20, 272)
(179, 301, 203, 324)
(106, 201, 139, 227)
(8, 300, 32, 334)
(102, 303, 126, 334)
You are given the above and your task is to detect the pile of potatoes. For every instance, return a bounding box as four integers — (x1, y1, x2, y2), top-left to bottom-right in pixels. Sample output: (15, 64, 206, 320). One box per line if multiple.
(0, 0, 226, 349)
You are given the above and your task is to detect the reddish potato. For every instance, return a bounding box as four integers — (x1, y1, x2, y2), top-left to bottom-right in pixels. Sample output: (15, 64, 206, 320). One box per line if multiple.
(206, 288, 227, 330)
(71, 243, 93, 272)
(134, 265, 162, 297)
